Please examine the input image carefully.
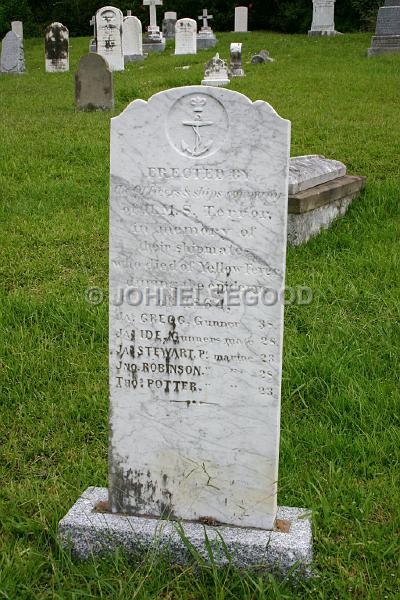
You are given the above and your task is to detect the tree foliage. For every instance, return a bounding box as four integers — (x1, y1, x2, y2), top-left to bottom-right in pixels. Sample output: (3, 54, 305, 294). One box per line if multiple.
(0, 0, 383, 38)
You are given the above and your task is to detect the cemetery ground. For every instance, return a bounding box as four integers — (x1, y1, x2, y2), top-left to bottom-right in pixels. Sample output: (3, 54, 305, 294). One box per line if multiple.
(0, 31, 399, 599)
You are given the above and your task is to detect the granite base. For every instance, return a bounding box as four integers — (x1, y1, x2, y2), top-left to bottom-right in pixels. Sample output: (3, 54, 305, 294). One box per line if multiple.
(124, 54, 145, 64)
(59, 487, 313, 578)
(368, 36, 400, 56)
(197, 36, 218, 50)
(308, 30, 340, 36)
(288, 175, 366, 245)
(143, 41, 166, 53)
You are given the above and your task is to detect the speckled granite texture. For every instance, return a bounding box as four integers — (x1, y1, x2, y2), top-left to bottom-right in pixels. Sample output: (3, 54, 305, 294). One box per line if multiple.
(59, 487, 313, 578)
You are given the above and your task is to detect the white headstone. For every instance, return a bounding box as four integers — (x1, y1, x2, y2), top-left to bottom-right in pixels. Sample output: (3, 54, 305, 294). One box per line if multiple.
(0, 30, 25, 74)
(96, 6, 124, 71)
(108, 86, 291, 530)
(230, 42, 245, 77)
(201, 53, 230, 86)
(165, 11, 177, 19)
(175, 18, 197, 55)
(198, 8, 213, 30)
(45, 22, 69, 72)
(234, 6, 248, 32)
(123, 15, 143, 60)
(308, 0, 337, 36)
(11, 21, 23, 38)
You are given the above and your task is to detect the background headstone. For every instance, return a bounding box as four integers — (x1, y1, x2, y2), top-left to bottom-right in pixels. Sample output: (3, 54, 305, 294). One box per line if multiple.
(89, 15, 97, 52)
(175, 18, 197, 55)
(308, 0, 338, 36)
(96, 6, 124, 71)
(108, 85, 291, 530)
(75, 53, 114, 111)
(162, 11, 177, 39)
(143, 0, 165, 51)
(234, 6, 248, 32)
(123, 15, 144, 62)
(230, 42, 245, 76)
(197, 8, 217, 49)
(45, 22, 69, 72)
(0, 31, 25, 74)
(11, 21, 23, 38)
(201, 53, 230, 86)
(368, 1, 400, 56)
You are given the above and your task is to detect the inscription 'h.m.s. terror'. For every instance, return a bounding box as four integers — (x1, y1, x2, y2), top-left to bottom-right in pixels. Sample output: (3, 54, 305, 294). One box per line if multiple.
(109, 85, 290, 531)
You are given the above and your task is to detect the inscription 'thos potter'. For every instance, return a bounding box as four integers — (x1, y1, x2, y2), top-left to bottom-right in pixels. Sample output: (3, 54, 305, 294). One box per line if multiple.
(148, 167, 248, 181)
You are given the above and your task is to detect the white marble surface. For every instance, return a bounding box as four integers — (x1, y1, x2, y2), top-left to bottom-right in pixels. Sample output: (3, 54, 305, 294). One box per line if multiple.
(0, 31, 25, 73)
(289, 155, 346, 194)
(309, 0, 336, 34)
(234, 7, 248, 32)
(96, 6, 124, 71)
(123, 15, 143, 58)
(109, 86, 291, 530)
(175, 18, 197, 55)
(202, 54, 230, 86)
(11, 21, 23, 38)
(45, 22, 69, 73)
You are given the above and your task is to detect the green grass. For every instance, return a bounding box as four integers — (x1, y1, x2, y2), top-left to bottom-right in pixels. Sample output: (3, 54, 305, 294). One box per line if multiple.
(0, 32, 399, 598)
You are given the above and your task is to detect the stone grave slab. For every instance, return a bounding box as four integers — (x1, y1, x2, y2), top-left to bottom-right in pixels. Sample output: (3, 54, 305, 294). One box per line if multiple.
(308, 0, 338, 36)
(45, 22, 69, 72)
(96, 6, 124, 71)
(59, 84, 313, 576)
(368, 2, 400, 56)
(175, 18, 197, 55)
(75, 53, 114, 111)
(123, 15, 144, 62)
(289, 155, 346, 195)
(234, 7, 248, 32)
(0, 31, 25, 74)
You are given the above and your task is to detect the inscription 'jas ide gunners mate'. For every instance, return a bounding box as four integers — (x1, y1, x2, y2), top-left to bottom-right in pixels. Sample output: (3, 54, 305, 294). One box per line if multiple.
(182, 97, 214, 157)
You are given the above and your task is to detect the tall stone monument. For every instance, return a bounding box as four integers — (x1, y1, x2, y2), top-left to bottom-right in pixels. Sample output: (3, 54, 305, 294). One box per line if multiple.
(59, 85, 313, 576)
(143, 0, 166, 52)
(175, 18, 197, 55)
(75, 53, 114, 111)
(96, 6, 124, 71)
(230, 42, 245, 77)
(368, 1, 400, 56)
(308, 0, 338, 36)
(123, 13, 144, 62)
(197, 8, 217, 49)
(234, 6, 248, 32)
(0, 31, 25, 74)
(45, 23, 69, 72)
(162, 11, 177, 39)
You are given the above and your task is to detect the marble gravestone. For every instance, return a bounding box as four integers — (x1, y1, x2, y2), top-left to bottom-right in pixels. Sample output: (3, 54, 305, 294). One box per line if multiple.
(123, 13, 144, 62)
(234, 6, 248, 32)
(162, 11, 177, 39)
(59, 85, 313, 575)
(11, 21, 23, 38)
(0, 31, 25, 74)
(75, 53, 114, 111)
(201, 53, 230, 86)
(308, 0, 338, 36)
(368, 1, 400, 56)
(143, 0, 166, 52)
(60, 87, 312, 571)
(175, 18, 197, 55)
(230, 42, 245, 77)
(197, 9, 217, 50)
(45, 23, 69, 72)
(96, 6, 124, 71)
(89, 16, 97, 52)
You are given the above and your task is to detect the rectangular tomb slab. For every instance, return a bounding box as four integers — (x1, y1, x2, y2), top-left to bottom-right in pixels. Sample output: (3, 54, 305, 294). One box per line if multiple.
(59, 487, 313, 577)
(289, 155, 346, 195)
(109, 86, 291, 531)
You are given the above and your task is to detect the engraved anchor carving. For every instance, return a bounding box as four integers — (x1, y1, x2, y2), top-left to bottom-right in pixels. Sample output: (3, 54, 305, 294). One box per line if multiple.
(182, 97, 213, 157)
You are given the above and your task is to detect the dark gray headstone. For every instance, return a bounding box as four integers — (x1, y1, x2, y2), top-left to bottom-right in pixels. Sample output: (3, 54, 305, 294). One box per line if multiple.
(251, 54, 265, 64)
(368, 4, 400, 56)
(162, 17, 176, 39)
(75, 53, 114, 111)
(0, 31, 25, 74)
(45, 22, 69, 72)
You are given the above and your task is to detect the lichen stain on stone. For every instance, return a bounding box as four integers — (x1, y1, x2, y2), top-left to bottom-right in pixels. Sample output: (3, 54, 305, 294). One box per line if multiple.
(45, 26, 68, 62)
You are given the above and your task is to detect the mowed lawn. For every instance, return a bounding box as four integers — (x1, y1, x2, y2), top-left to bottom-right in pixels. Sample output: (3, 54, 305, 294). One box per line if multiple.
(0, 32, 399, 599)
